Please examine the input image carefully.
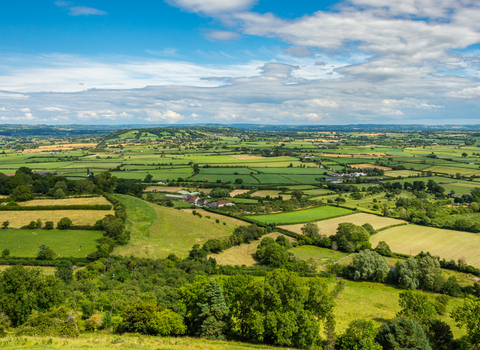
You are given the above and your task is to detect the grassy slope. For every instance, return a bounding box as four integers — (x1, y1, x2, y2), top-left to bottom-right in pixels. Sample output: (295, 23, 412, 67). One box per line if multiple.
(209, 232, 294, 266)
(0, 335, 290, 350)
(113, 195, 247, 259)
(0, 229, 102, 258)
(371, 224, 480, 268)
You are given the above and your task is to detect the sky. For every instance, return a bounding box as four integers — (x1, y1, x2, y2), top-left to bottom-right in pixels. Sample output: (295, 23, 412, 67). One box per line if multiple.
(0, 0, 480, 125)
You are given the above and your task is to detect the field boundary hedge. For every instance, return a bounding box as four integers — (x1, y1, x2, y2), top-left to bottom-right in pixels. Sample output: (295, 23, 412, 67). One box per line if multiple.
(0, 204, 112, 211)
(374, 222, 409, 234)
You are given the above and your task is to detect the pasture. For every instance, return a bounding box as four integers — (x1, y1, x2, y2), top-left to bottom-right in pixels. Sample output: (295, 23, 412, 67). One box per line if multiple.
(289, 246, 347, 266)
(370, 224, 480, 268)
(112, 195, 247, 259)
(210, 232, 293, 266)
(0, 209, 114, 228)
(0, 229, 102, 258)
(14, 196, 110, 207)
(384, 170, 420, 177)
(246, 206, 352, 225)
(281, 213, 407, 236)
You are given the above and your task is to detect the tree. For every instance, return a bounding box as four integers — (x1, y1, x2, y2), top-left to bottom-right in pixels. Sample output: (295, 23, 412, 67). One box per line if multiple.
(338, 319, 382, 350)
(54, 188, 65, 199)
(397, 290, 437, 320)
(256, 239, 290, 268)
(336, 223, 371, 252)
(235, 178, 243, 184)
(1, 221, 8, 229)
(37, 244, 55, 260)
(421, 319, 454, 350)
(196, 278, 230, 340)
(55, 260, 73, 284)
(395, 257, 420, 290)
(374, 241, 392, 257)
(144, 173, 153, 183)
(301, 222, 320, 238)
(0, 265, 63, 326)
(291, 189, 303, 201)
(462, 152, 468, 158)
(451, 296, 480, 346)
(376, 317, 432, 350)
(350, 250, 389, 282)
(382, 204, 390, 216)
(10, 185, 33, 202)
(57, 217, 72, 230)
(44, 221, 54, 230)
(1, 249, 9, 259)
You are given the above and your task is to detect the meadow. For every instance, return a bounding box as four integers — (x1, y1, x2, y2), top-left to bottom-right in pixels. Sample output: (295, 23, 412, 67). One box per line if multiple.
(0, 229, 102, 258)
(14, 196, 110, 207)
(245, 206, 352, 225)
(112, 195, 247, 259)
(370, 224, 480, 268)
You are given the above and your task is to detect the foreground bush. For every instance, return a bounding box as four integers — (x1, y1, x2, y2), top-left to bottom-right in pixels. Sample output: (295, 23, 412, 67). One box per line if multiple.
(120, 302, 186, 336)
(16, 306, 79, 337)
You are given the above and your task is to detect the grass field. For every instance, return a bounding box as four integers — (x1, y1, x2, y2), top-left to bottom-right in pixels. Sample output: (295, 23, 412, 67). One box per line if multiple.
(210, 232, 294, 266)
(281, 213, 406, 236)
(14, 196, 110, 207)
(0, 229, 102, 258)
(0, 335, 290, 350)
(424, 165, 480, 176)
(371, 224, 480, 268)
(245, 206, 352, 225)
(251, 190, 291, 200)
(289, 246, 348, 266)
(384, 170, 420, 177)
(113, 195, 248, 259)
(0, 209, 114, 228)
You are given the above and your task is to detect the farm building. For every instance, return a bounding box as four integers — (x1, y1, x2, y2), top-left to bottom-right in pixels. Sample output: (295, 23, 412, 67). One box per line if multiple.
(165, 194, 183, 200)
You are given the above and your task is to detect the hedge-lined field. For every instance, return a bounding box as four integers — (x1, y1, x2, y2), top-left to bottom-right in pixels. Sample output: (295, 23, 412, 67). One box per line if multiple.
(245, 206, 352, 225)
(371, 224, 480, 268)
(0, 229, 102, 258)
(281, 213, 407, 236)
(15, 197, 110, 207)
(0, 209, 114, 228)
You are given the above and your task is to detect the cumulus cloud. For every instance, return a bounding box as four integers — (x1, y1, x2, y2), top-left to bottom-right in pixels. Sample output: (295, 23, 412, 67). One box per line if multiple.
(19, 108, 31, 112)
(40, 107, 67, 112)
(203, 30, 241, 41)
(144, 110, 185, 123)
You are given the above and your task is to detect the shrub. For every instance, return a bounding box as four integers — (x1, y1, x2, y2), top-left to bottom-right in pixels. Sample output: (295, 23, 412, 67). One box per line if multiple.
(350, 250, 389, 282)
(16, 306, 79, 337)
(54, 188, 66, 199)
(44, 221, 54, 230)
(376, 317, 430, 350)
(57, 217, 73, 230)
(37, 244, 55, 260)
(85, 314, 103, 332)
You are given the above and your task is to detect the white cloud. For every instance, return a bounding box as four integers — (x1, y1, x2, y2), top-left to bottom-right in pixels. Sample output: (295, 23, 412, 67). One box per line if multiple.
(416, 103, 445, 109)
(203, 30, 241, 41)
(146, 48, 179, 57)
(165, 0, 256, 14)
(77, 111, 98, 120)
(40, 107, 67, 112)
(144, 110, 185, 123)
(284, 47, 314, 58)
(68, 6, 107, 16)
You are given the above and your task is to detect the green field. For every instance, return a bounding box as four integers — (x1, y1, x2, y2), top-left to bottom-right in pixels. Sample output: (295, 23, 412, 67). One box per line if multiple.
(0, 229, 102, 258)
(289, 245, 348, 266)
(246, 206, 352, 225)
(113, 195, 248, 259)
(371, 224, 480, 268)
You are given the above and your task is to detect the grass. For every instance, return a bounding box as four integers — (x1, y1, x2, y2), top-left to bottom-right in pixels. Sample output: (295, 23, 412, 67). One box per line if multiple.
(289, 246, 347, 266)
(251, 190, 291, 200)
(0, 229, 102, 258)
(0, 334, 291, 350)
(424, 165, 480, 176)
(210, 232, 294, 266)
(245, 206, 352, 225)
(0, 209, 114, 228)
(384, 170, 420, 177)
(280, 213, 406, 237)
(370, 224, 480, 268)
(112, 195, 248, 259)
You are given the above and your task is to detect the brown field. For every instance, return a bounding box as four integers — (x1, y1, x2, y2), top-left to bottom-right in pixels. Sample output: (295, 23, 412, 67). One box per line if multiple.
(22, 143, 97, 153)
(320, 153, 387, 158)
(351, 164, 392, 171)
(251, 190, 292, 200)
(209, 232, 294, 266)
(230, 189, 250, 197)
(145, 186, 212, 193)
(356, 133, 383, 136)
(13, 197, 110, 207)
(0, 209, 114, 228)
(229, 154, 266, 160)
(280, 213, 406, 236)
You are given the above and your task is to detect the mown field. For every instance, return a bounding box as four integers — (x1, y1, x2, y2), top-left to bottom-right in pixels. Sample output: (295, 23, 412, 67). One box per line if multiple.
(281, 213, 406, 236)
(245, 206, 352, 225)
(13, 196, 110, 207)
(0, 209, 114, 228)
(289, 245, 348, 266)
(209, 232, 294, 266)
(371, 224, 480, 268)
(0, 229, 102, 258)
(112, 195, 248, 259)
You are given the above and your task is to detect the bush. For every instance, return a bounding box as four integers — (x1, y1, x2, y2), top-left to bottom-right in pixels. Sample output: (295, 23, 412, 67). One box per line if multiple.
(376, 317, 431, 350)
(44, 221, 54, 230)
(120, 302, 186, 336)
(16, 306, 79, 337)
(57, 217, 73, 230)
(349, 250, 389, 282)
(37, 244, 55, 260)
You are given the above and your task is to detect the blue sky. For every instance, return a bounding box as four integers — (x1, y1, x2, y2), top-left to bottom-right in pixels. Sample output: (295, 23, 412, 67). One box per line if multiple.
(0, 0, 480, 125)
